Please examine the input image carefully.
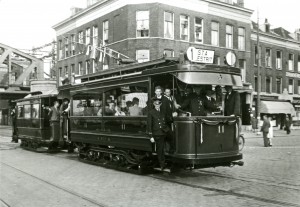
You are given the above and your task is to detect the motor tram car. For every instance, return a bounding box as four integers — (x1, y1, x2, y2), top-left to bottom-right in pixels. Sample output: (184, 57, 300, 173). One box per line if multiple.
(59, 57, 244, 172)
(13, 90, 70, 152)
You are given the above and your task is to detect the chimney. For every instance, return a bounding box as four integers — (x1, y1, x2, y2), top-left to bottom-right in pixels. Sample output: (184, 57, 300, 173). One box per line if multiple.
(264, 18, 270, 33)
(70, 7, 83, 16)
(237, 0, 244, 7)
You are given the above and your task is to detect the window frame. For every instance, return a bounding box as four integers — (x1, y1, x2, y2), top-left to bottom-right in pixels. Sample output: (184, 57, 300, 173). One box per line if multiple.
(85, 28, 91, 45)
(288, 78, 294, 94)
(164, 11, 174, 39)
(226, 24, 233, 49)
(180, 14, 189, 41)
(265, 48, 272, 68)
(136, 49, 150, 63)
(194, 17, 204, 43)
(238, 27, 245, 51)
(136, 10, 150, 38)
(211, 21, 219, 46)
(103, 20, 109, 45)
(276, 78, 282, 94)
(288, 53, 294, 71)
(93, 26, 98, 47)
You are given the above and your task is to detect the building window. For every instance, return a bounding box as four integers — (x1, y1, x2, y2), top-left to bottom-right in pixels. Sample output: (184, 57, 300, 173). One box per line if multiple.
(211, 22, 219, 46)
(85, 28, 91, 45)
(64, 66, 68, 78)
(164, 49, 174, 57)
(71, 35, 75, 56)
(78, 31, 84, 44)
(78, 62, 83, 75)
(254, 76, 258, 92)
(85, 60, 90, 74)
(213, 55, 220, 65)
(64, 37, 69, 58)
(93, 26, 98, 47)
(276, 78, 282, 94)
(288, 79, 294, 94)
(195, 17, 203, 43)
(136, 11, 149, 38)
(103, 20, 109, 45)
(180, 15, 189, 41)
(288, 53, 294, 71)
(276, 50, 282, 69)
(239, 59, 246, 82)
(266, 77, 271, 93)
(136, 50, 150, 63)
(71, 64, 75, 74)
(226, 25, 233, 48)
(58, 40, 63, 60)
(238, 27, 245, 51)
(265, 48, 272, 68)
(254, 45, 258, 65)
(164, 12, 174, 39)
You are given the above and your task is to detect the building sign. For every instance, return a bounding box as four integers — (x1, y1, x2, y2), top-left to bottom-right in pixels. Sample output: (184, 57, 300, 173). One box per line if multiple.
(186, 47, 214, 64)
(286, 72, 300, 78)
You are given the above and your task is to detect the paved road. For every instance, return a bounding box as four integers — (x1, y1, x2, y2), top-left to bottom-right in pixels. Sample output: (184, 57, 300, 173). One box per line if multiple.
(1, 126, 300, 207)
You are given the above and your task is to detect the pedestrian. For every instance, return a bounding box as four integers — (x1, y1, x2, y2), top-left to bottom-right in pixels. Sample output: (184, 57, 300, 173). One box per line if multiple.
(251, 114, 258, 133)
(284, 115, 292, 134)
(261, 115, 271, 147)
(10, 105, 18, 143)
(48, 101, 60, 142)
(60, 98, 70, 140)
(148, 98, 170, 170)
(268, 117, 273, 146)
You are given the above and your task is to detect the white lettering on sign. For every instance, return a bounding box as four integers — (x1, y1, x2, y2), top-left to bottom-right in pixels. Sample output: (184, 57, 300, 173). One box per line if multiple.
(286, 72, 300, 78)
(186, 47, 214, 64)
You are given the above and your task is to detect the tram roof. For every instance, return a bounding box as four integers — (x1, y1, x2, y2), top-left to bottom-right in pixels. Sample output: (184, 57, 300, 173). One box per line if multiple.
(14, 89, 58, 102)
(60, 57, 242, 91)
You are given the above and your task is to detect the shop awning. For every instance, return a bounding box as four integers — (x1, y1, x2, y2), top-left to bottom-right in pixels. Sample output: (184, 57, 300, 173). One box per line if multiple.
(260, 101, 296, 115)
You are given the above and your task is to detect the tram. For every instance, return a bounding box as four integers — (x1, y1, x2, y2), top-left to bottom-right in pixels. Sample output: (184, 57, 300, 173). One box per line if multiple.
(13, 54, 244, 172)
(61, 56, 243, 172)
(13, 90, 70, 152)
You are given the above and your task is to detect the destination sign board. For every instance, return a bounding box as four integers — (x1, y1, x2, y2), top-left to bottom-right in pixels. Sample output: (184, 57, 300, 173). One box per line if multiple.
(186, 47, 214, 64)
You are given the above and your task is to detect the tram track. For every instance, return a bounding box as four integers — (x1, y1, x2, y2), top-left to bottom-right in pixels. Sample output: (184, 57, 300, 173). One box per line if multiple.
(149, 172, 300, 207)
(0, 162, 108, 207)
(0, 198, 10, 207)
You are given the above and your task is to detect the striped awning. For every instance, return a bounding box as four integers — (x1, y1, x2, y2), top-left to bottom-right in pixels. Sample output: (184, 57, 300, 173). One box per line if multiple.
(260, 101, 296, 115)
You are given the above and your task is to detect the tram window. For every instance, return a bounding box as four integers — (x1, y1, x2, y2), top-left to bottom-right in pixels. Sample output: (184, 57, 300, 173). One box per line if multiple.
(18, 106, 24, 118)
(72, 94, 102, 116)
(24, 105, 31, 119)
(103, 85, 148, 116)
(32, 104, 40, 118)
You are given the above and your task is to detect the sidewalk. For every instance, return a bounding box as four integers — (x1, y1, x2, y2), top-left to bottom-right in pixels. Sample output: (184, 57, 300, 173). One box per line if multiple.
(242, 128, 300, 139)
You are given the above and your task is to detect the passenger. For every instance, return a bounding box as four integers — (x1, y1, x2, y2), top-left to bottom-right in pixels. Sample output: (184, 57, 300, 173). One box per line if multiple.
(129, 97, 143, 116)
(105, 102, 116, 116)
(83, 100, 95, 116)
(148, 98, 170, 170)
(124, 101, 133, 116)
(48, 101, 60, 142)
(154, 86, 163, 101)
(224, 85, 240, 116)
(142, 100, 149, 116)
(203, 89, 217, 115)
(178, 86, 207, 116)
(115, 105, 125, 116)
(60, 98, 70, 140)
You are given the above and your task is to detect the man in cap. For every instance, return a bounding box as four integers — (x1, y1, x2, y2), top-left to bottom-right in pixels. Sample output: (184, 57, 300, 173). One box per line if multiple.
(203, 89, 217, 115)
(148, 98, 170, 170)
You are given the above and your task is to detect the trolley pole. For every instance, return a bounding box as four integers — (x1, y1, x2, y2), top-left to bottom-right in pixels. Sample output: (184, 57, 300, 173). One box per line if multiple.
(256, 10, 261, 124)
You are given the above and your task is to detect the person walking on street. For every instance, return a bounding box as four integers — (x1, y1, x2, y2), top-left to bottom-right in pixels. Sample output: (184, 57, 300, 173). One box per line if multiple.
(285, 115, 292, 134)
(268, 117, 273, 146)
(261, 115, 271, 147)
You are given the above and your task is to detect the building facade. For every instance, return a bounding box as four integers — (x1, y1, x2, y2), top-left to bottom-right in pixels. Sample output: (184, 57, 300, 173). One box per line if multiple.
(53, 0, 253, 124)
(250, 20, 300, 127)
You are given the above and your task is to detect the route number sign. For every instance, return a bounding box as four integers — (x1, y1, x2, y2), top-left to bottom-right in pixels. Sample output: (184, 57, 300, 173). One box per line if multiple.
(186, 47, 214, 64)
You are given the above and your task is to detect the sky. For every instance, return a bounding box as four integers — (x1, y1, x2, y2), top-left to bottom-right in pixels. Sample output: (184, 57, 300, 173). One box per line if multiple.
(0, 0, 299, 51)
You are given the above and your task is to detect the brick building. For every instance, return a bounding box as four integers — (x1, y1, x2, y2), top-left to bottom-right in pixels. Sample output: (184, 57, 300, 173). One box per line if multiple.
(53, 0, 253, 124)
(250, 19, 300, 127)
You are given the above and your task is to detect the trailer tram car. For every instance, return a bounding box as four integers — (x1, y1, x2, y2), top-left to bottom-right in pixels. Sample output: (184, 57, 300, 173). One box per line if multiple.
(14, 90, 69, 152)
(61, 57, 244, 173)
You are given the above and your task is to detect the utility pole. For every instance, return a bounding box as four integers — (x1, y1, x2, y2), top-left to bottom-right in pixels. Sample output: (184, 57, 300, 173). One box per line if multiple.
(256, 9, 261, 123)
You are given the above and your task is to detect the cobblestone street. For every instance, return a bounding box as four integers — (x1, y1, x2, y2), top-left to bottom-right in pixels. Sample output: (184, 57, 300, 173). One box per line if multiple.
(1, 126, 300, 207)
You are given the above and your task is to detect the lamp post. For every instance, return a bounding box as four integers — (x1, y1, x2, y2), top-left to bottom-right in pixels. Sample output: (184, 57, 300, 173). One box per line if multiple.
(256, 11, 261, 126)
